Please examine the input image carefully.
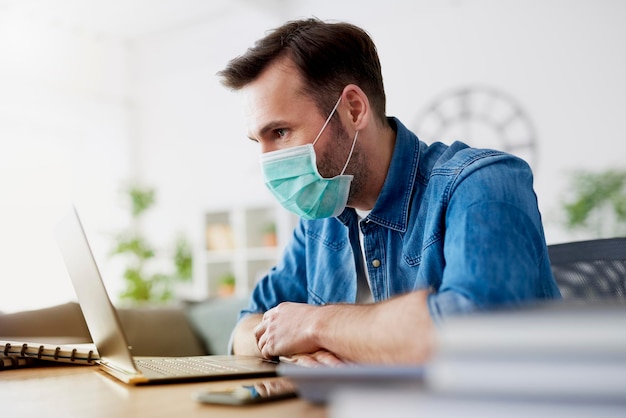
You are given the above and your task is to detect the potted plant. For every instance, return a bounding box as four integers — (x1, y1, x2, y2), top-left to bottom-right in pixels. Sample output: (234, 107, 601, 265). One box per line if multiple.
(217, 272, 236, 297)
(560, 169, 626, 238)
(261, 222, 277, 247)
(111, 185, 193, 303)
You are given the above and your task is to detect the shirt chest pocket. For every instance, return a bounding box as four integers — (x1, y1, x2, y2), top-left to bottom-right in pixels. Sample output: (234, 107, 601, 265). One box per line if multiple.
(399, 228, 445, 292)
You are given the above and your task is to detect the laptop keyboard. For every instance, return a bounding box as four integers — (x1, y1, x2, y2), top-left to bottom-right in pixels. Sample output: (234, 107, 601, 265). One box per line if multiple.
(136, 357, 241, 377)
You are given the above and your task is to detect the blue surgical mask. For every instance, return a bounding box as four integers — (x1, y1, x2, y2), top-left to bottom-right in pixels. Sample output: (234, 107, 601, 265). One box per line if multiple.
(260, 95, 358, 220)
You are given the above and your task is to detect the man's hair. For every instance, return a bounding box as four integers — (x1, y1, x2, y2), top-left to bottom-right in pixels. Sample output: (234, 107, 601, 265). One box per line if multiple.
(217, 18, 387, 125)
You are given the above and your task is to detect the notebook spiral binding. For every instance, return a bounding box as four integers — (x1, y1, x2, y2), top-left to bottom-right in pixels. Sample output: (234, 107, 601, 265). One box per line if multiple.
(1, 341, 99, 365)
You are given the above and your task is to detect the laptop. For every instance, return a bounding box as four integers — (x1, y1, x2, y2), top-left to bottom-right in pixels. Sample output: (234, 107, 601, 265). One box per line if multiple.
(54, 206, 277, 385)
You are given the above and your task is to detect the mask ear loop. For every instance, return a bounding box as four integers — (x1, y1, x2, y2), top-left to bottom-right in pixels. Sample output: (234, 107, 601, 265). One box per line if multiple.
(312, 95, 343, 146)
(339, 130, 358, 176)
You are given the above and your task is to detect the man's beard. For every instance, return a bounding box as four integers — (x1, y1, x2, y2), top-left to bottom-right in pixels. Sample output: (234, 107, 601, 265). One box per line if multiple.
(317, 120, 367, 205)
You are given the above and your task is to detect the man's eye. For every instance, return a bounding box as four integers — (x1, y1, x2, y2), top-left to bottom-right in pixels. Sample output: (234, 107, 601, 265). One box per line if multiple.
(275, 128, 287, 138)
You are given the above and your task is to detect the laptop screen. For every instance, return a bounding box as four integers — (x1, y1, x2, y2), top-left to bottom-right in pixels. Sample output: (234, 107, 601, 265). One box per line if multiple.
(55, 206, 138, 374)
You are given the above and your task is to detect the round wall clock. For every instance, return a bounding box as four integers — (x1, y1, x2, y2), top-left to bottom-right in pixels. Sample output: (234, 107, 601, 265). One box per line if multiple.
(412, 86, 538, 169)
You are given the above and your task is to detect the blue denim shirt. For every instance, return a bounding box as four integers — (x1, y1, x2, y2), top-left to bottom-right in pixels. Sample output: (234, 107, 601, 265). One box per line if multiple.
(241, 117, 561, 325)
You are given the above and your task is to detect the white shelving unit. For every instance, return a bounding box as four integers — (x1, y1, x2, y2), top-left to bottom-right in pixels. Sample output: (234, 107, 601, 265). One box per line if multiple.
(200, 205, 297, 298)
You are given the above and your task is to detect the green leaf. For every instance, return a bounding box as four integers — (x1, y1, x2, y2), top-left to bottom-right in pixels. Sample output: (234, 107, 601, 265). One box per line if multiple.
(111, 235, 155, 260)
(127, 186, 156, 218)
(121, 268, 152, 301)
(173, 237, 193, 281)
(561, 169, 626, 235)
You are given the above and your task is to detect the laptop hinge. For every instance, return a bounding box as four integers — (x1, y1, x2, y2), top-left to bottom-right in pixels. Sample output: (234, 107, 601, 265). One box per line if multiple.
(98, 358, 149, 385)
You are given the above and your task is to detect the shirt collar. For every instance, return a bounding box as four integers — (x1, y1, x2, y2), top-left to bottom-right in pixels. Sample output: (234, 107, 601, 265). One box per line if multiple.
(338, 117, 421, 232)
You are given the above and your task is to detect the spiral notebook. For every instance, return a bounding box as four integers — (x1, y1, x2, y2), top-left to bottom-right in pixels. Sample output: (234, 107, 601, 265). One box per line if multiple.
(54, 206, 277, 385)
(1, 352, 36, 370)
(1, 340, 99, 369)
(0, 340, 100, 365)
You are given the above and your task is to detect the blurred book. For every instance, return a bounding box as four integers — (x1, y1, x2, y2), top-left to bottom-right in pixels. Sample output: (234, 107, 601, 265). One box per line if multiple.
(331, 301, 626, 418)
(433, 301, 626, 357)
(277, 363, 424, 404)
(426, 301, 626, 402)
(332, 387, 626, 418)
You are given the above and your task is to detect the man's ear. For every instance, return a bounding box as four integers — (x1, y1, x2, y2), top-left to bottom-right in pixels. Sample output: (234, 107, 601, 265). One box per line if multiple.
(341, 84, 369, 131)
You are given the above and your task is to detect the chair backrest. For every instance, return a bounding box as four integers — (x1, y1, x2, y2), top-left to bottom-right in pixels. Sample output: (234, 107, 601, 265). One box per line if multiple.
(548, 237, 626, 301)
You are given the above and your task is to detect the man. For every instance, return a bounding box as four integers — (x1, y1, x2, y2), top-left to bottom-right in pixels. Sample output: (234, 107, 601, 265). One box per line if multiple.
(218, 18, 561, 366)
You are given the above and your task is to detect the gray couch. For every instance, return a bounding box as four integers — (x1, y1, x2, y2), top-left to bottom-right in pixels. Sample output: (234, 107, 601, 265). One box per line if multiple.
(0, 297, 248, 356)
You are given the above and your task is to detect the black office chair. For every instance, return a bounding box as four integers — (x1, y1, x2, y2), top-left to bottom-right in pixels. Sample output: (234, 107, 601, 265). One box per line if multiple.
(548, 237, 626, 300)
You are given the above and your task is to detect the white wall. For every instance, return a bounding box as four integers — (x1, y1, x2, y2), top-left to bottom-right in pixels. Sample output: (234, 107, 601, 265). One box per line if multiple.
(1, 0, 625, 312)
(130, 4, 282, 249)
(0, 10, 132, 312)
(133, 0, 626, 250)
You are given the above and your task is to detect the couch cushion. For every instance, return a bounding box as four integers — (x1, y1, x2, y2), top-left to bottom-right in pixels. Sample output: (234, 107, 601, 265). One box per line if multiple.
(0, 302, 91, 340)
(116, 305, 208, 357)
(0, 302, 208, 357)
(186, 297, 248, 355)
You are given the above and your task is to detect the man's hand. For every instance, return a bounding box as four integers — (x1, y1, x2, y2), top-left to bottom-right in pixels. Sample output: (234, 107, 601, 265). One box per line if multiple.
(254, 302, 321, 358)
(279, 350, 345, 367)
(231, 314, 263, 356)
(240, 291, 434, 365)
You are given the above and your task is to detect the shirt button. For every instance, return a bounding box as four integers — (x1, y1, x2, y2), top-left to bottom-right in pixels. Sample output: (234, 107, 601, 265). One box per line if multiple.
(372, 259, 381, 268)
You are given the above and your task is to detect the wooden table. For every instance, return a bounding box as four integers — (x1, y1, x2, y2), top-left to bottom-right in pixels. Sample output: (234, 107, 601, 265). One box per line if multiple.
(0, 364, 327, 418)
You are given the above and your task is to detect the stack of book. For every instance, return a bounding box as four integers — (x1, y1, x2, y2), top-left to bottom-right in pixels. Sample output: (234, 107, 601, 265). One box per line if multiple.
(428, 301, 626, 402)
(331, 301, 626, 418)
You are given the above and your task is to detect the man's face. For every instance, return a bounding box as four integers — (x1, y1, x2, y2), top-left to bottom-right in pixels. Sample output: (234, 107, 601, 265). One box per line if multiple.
(242, 58, 324, 152)
(241, 58, 354, 179)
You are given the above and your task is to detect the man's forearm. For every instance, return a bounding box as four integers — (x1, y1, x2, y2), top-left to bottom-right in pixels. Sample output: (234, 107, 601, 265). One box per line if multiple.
(238, 290, 435, 364)
(311, 290, 435, 364)
(231, 313, 263, 356)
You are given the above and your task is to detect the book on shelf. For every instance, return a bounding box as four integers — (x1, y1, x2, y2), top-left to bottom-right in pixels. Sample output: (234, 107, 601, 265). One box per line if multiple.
(1, 340, 100, 370)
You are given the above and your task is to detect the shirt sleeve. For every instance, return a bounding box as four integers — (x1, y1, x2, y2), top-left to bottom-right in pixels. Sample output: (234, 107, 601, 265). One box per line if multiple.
(237, 219, 310, 319)
(427, 290, 478, 325)
(428, 153, 558, 323)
